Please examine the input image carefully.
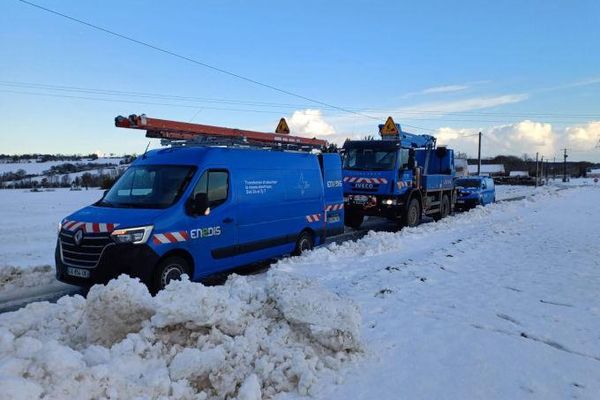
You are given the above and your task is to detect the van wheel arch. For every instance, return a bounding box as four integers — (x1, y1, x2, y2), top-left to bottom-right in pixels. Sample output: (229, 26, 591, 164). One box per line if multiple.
(404, 190, 423, 227)
(407, 190, 423, 211)
(155, 249, 195, 280)
(293, 229, 315, 256)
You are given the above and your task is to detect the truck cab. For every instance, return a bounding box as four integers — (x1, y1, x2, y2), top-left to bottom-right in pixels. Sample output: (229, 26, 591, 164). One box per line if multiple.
(342, 117, 456, 228)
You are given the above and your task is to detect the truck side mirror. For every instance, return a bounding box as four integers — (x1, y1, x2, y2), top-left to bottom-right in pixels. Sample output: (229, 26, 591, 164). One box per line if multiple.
(188, 193, 209, 216)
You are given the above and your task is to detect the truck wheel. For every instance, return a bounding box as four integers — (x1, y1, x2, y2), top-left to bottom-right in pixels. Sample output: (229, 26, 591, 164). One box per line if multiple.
(345, 211, 364, 229)
(152, 256, 190, 294)
(293, 231, 314, 256)
(433, 194, 450, 221)
(404, 198, 421, 227)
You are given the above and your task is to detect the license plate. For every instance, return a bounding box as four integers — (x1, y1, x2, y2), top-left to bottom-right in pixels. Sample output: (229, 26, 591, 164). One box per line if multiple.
(457, 200, 464, 204)
(67, 267, 90, 278)
(353, 195, 368, 204)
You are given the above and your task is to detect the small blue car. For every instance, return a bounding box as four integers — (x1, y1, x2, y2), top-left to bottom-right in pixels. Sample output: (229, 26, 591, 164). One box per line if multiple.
(455, 176, 496, 209)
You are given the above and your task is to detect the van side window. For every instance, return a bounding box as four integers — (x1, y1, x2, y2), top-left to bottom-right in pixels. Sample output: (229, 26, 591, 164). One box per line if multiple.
(193, 170, 229, 208)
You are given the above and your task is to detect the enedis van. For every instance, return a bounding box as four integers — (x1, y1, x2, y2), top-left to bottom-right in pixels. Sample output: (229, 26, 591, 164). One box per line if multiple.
(55, 146, 344, 292)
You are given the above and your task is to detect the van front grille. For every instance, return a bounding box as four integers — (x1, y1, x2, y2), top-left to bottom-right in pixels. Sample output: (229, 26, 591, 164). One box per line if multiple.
(59, 230, 113, 268)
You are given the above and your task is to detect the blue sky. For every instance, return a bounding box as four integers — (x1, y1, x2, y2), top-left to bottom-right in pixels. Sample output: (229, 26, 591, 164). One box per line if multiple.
(1, 0, 600, 161)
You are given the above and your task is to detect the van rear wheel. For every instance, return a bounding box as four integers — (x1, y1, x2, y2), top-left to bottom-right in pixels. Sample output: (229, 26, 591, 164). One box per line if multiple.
(293, 231, 314, 256)
(152, 256, 190, 294)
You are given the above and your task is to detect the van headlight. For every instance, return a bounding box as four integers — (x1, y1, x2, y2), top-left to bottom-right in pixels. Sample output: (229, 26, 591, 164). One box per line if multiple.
(111, 225, 153, 244)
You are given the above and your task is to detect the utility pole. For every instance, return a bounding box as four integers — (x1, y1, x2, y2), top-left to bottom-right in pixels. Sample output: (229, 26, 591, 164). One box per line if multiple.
(540, 155, 544, 185)
(477, 131, 482, 176)
(562, 148, 568, 182)
(535, 152, 539, 187)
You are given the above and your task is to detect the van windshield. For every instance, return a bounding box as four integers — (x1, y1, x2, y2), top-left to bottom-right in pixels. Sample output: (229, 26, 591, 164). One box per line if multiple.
(456, 179, 481, 188)
(343, 148, 397, 171)
(97, 165, 196, 209)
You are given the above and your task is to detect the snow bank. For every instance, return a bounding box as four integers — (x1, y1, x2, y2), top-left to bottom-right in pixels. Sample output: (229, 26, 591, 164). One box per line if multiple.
(0, 265, 55, 292)
(0, 272, 361, 399)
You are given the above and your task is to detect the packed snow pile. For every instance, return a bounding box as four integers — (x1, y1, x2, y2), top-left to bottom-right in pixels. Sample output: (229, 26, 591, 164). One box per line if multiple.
(0, 271, 361, 400)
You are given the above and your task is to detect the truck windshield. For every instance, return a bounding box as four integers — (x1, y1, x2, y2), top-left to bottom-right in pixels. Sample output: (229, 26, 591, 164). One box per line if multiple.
(343, 148, 396, 171)
(97, 165, 196, 209)
(456, 179, 481, 188)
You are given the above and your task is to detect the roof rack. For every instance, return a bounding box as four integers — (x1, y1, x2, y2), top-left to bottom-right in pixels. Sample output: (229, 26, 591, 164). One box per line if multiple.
(115, 114, 326, 152)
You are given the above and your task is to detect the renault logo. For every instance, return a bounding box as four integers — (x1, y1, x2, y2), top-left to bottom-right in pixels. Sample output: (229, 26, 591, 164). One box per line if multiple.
(73, 229, 84, 246)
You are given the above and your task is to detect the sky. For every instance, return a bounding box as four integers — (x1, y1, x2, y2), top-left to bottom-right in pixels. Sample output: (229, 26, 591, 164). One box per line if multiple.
(1, 0, 600, 162)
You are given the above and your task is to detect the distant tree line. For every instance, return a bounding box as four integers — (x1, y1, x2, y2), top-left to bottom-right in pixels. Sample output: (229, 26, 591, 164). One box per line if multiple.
(0, 153, 135, 164)
(44, 162, 118, 175)
(466, 154, 596, 178)
(2, 172, 121, 190)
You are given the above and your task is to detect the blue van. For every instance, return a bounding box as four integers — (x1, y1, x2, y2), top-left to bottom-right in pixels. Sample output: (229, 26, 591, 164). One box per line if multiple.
(455, 176, 496, 209)
(55, 146, 344, 292)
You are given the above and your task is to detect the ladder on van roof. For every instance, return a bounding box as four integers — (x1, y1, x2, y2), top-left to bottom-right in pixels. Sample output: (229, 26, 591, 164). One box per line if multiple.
(115, 114, 327, 152)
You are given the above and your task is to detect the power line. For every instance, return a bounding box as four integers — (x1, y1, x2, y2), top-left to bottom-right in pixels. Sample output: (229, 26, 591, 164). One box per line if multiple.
(15, 1, 375, 119)
(0, 89, 293, 115)
(4, 81, 599, 120)
(15, 1, 438, 133)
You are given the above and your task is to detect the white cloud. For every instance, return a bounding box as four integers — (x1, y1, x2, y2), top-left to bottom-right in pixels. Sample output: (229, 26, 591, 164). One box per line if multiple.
(396, 94, 529, 117)
(421, 85, 469, 94)
(288, 109, 336, 138)
(565, 121, 600, 151)
(436, 120, 556, 158)
(492, 120, 556, 155)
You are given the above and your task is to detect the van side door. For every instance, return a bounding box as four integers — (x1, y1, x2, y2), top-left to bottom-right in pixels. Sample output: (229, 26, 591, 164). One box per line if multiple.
(186, 169, 237, 275)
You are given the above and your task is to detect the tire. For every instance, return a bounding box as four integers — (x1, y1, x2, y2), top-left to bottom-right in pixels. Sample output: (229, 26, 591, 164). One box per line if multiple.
(433, 194, 450, 221)
(344, 211, 364, 229)
(293, 231, 314, 256)
(404, 197, 421, 227)
(152, 256, 190, 294)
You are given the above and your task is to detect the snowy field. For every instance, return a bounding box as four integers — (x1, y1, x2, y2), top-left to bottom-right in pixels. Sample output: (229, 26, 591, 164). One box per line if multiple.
(1, 184, 600, 398)
(277, 185, 600, 399)
(0, 189, 103, 293)
(0, 158, 123, 175)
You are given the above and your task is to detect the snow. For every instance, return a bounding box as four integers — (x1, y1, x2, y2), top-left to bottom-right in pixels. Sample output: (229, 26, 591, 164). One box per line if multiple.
(467, 164, 505, 174)
(0, 188, 103, 269)
(1, 182, 600, 398)
(274, 185, 600, 399)
(0, 272, 361, 399)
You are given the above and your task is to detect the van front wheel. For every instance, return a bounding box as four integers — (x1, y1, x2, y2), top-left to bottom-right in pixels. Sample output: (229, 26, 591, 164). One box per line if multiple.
(152, 256, 190, 294)
(293, 232, 314, 256)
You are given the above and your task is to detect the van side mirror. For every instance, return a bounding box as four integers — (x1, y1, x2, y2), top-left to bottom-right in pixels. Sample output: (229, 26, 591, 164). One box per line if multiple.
(188, 193, 209, 216)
